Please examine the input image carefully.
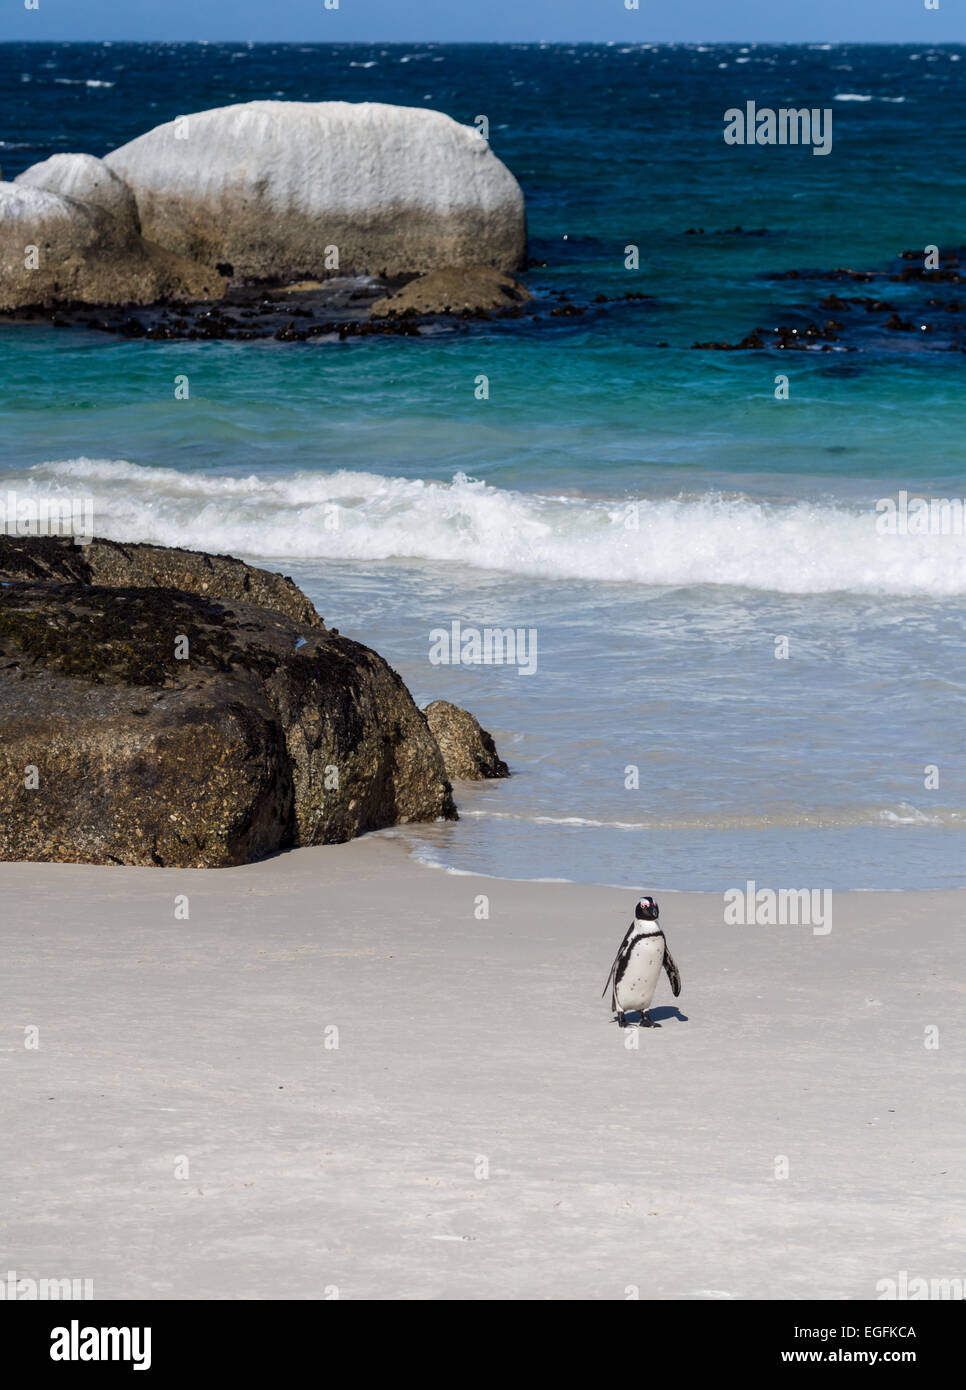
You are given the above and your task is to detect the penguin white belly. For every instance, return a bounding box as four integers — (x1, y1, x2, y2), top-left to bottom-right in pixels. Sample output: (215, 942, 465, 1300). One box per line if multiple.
(616, 936, 665, 1012)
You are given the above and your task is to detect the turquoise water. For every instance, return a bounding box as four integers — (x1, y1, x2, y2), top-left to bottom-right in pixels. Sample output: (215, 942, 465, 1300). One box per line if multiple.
(2, 42, 965, 886)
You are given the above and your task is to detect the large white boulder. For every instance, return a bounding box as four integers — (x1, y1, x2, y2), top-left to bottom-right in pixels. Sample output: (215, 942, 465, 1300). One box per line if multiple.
(15, 153, 141, 237)
(0, 178, 224, 311)
(103, 100, 527, 279)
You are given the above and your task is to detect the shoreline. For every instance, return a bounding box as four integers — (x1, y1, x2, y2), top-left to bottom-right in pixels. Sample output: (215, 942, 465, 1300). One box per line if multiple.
(2, 38, 965, 1305)
(3, 837, 963, 1299)
(388, 837, 966, 893)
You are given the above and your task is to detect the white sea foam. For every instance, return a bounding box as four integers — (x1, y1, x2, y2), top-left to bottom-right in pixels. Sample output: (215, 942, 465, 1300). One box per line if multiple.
(13, 458, 966, 598)
(461, 807, 966, 830)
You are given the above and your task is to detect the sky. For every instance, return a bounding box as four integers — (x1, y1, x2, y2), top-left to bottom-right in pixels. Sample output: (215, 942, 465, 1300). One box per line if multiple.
(1, 0, 963, 45)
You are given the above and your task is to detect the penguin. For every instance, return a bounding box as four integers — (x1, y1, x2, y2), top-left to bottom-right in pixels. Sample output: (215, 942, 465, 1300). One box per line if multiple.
(602, 895, 682, 1028)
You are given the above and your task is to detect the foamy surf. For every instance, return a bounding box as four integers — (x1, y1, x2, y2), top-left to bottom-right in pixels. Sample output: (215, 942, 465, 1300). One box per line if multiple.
(12, 457, 966, 598)
(460, 807, 966, 830)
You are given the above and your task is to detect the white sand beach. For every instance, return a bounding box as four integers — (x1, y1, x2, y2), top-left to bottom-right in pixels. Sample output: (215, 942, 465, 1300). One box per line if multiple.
(2, 839, 963, 1300)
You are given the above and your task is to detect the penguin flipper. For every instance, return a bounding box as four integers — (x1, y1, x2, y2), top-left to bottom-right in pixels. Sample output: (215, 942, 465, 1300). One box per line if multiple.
(602, 922, 634, 999)
(663, 945, 682, 998)
(601, 957, 619, 1000)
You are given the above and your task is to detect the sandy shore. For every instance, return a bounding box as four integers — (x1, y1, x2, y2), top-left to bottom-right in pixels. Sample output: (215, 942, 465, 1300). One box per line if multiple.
(1, 837, 963, 1300)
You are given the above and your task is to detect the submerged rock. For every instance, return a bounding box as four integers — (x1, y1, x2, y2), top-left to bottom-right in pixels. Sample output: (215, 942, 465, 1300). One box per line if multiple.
(104, 101, 527, 280)
(369, 265, 532, 317)
(0, 539, 455, 867)
(423, 700, 509, 781)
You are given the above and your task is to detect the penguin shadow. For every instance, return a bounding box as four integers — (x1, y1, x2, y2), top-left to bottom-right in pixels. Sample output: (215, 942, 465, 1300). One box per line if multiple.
(615, 1006, 688, 1028)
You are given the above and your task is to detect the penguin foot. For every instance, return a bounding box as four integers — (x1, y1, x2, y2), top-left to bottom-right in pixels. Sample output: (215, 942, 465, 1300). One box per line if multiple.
(616, 1011, 628, 1028)
(639, 1012, 661, 1028)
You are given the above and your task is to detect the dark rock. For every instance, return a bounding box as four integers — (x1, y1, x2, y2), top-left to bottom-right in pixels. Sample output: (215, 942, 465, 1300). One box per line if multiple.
(0, 539, 455, 866)
(423, 700, 509, 782)
(0, 535, 322, 628)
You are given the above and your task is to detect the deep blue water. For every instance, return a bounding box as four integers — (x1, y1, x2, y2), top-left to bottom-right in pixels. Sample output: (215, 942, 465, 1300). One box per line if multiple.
(1, 42, 965, 887)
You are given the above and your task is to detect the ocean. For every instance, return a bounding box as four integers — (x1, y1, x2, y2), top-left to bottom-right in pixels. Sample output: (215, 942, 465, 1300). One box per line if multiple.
(2, 40, 965, 888)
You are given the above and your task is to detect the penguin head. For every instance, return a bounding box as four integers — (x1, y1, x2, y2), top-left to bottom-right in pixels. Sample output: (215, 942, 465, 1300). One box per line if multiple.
(635, 896, 659, 921)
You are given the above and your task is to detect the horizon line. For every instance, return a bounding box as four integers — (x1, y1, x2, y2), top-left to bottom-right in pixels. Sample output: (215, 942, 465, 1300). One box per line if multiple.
(1, 38, 963, 48)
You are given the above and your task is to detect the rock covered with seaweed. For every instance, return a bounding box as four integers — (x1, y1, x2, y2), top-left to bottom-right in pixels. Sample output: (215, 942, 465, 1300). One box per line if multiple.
(0, 537, 462, 866)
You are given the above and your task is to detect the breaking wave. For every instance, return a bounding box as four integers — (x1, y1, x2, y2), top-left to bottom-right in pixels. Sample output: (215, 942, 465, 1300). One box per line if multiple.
(11, 457, 966, 598)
